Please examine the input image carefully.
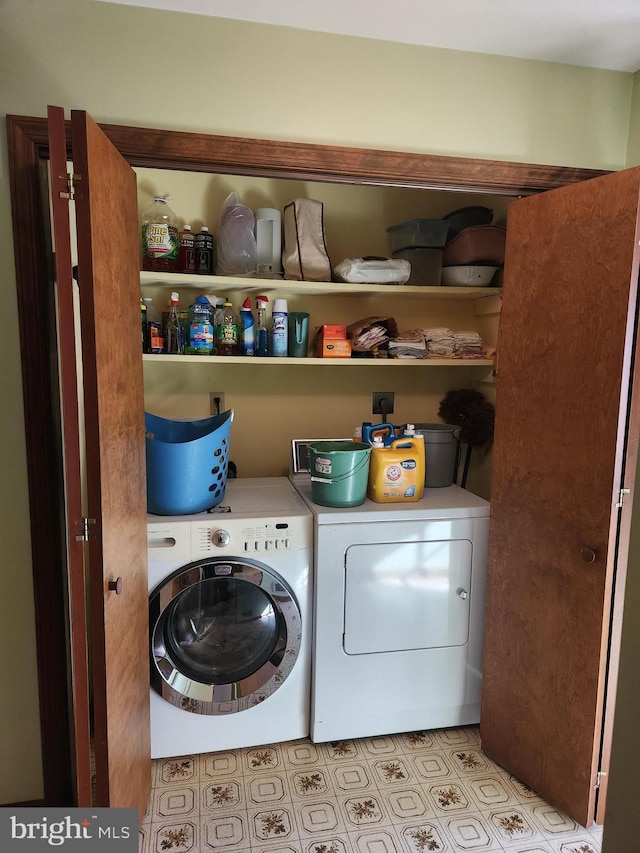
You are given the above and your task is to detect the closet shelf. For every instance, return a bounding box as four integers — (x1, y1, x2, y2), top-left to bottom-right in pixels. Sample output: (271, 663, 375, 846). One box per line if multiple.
(140, 271, 501, 300)
(143, 354, 495, 367)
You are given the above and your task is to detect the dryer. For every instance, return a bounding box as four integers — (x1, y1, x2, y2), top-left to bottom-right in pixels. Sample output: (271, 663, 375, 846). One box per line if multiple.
(147, 477, 312, 758)
(290, 476, 489, 743)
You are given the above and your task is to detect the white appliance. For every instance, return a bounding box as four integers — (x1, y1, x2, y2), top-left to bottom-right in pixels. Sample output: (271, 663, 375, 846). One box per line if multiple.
(255, 207, 282, 277)
(290, 475, 490, 743)
(147, 477, 312, 758)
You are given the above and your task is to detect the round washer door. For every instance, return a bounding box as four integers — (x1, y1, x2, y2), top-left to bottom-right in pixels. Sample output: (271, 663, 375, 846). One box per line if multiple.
(149, 558, 301, 715)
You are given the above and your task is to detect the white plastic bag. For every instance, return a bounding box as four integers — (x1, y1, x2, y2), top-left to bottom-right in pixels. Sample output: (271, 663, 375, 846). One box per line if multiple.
(334, 257, 411, 284)
(216, 192, 257, 276)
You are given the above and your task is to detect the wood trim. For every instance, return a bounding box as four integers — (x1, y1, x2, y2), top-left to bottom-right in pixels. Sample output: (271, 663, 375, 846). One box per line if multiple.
(5, 118, 74, 805)
(595, 186, 640, 823)
(7, 115, 608, 195)
(5, 111, 611, 807)
(47, 105, 93, 807)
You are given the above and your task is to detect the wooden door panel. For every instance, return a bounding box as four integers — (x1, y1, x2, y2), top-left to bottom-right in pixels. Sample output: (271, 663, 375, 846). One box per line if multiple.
(47, 105, 93, 807)
(481, 167, 640, 826)
(71, 110, 150, 815)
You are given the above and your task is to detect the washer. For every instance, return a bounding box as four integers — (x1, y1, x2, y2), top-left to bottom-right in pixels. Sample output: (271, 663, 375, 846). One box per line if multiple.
(147, 477, 312, 758)
(290, 475, 489, 743)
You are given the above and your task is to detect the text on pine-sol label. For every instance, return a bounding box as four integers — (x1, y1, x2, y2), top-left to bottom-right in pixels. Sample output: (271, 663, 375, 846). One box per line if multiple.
(144, 224, 179, 259)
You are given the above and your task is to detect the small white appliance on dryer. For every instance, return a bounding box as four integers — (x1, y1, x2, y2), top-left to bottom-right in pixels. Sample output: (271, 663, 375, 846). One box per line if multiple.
(290, 474, 489, 743)
(147, 477, 312, 758)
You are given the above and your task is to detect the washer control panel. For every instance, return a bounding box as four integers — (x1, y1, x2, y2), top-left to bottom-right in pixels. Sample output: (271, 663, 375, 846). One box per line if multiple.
(191, 515, 311, 557)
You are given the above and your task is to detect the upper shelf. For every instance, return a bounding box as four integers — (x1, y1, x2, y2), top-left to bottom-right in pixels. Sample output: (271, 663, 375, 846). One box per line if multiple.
(140, 271, 501, 299)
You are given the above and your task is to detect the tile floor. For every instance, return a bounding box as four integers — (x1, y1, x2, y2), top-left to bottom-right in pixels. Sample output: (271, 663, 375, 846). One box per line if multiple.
(139, 726, 603, 853)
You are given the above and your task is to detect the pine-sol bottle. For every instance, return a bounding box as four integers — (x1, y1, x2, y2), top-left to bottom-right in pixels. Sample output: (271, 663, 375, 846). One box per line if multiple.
(141, 196, 180, 273)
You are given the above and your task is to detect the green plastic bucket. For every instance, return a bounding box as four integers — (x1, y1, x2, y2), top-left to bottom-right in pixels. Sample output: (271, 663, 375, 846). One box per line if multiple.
(308, 441, 372, 507)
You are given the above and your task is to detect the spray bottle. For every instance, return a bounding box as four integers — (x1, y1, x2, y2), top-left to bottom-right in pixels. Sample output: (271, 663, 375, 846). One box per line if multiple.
(255, 295, 270, 357)
(271, 298, 288, 357)
(240, 297, 255, 356)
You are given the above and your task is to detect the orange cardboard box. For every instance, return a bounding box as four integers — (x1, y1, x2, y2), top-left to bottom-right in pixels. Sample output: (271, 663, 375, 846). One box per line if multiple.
(316, 324, 347, 339)
(314, 338, 352, 358)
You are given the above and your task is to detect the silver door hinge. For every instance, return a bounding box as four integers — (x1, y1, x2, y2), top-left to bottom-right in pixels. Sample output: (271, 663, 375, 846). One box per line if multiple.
(616, 488, 630, 508)
(594, 770, 607, 789)
(75, 517, 96, 542)
(60, 173, 80, 200)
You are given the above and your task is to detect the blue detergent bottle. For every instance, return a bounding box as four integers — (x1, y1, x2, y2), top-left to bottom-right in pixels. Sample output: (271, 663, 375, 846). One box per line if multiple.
(240, 297, 255, 356)
(187, 294, 214, 354)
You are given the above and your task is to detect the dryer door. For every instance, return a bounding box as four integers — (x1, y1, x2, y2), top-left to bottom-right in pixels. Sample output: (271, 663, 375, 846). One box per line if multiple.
(344, 539, 472, 654)
(149, 558, 301, 715)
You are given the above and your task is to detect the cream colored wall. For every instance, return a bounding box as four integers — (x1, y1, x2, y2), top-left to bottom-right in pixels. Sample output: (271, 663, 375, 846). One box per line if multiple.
(0, 0, 635, 803)
(625, 72, 640, 166)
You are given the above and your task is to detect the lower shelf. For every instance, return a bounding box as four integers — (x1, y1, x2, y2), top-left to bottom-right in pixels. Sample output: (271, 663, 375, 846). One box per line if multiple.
(142, 354, 495, 367)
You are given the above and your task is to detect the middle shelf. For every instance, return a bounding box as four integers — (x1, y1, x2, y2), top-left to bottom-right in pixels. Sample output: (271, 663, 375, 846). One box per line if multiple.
(143, 354, 495, 367)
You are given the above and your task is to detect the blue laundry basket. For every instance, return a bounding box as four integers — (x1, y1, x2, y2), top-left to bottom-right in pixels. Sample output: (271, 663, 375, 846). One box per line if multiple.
(144, 410, 234, 515)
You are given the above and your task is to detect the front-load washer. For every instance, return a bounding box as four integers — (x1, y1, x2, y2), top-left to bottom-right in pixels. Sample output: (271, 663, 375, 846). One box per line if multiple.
(290, 475, 489, 743)
(147, 477, 312, 758)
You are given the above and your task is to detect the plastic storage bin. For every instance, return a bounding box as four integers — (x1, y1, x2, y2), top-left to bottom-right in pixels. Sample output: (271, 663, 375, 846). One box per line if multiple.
(387, 218, 450, 252)
(443, 225, 506, 267)
(392, 247, 443, 285)
(145, 410, 233, 515)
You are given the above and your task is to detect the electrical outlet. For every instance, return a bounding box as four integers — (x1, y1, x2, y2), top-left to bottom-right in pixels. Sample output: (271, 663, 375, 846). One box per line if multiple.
(372, 391, 394, 415)
(209, 392, 226, 415)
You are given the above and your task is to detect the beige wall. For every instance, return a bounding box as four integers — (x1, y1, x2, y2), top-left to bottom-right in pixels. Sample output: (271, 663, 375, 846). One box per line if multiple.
(0, 0, 635, 804)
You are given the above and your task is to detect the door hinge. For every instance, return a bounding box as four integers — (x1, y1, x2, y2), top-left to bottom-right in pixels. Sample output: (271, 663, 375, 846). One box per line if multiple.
(75, 517, 96, 542)
(616, 488, 630, 508)
(59, 172, 80, 200)
(594, 770, 607, 789)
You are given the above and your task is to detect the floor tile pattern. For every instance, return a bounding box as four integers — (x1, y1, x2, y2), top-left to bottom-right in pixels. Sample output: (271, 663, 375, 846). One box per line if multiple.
(140, 727, 603, 853)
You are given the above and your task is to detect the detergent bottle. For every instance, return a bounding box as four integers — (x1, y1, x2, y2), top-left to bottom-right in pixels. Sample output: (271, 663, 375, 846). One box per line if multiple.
(361, 422, 397, 446)
(367, 434, 425, 503)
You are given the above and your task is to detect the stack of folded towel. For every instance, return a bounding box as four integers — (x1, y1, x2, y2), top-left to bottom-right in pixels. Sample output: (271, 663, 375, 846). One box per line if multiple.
(422, 327, 456, 357)
(453, 330, 486, 358)
(388, 330, 428, 359)
(422, 327, 486, 358)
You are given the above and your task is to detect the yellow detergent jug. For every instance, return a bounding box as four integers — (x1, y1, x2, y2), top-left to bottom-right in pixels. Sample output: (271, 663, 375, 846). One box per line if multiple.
(367, 435, 425, 503)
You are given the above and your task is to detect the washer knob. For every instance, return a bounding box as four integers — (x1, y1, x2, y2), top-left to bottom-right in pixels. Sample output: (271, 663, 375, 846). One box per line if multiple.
(212, 529, 231, 547)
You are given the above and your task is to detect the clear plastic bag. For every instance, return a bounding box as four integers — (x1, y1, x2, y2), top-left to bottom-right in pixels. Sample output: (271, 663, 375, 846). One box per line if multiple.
(334, 257, 411, 284)
(216, 192, 257, 276)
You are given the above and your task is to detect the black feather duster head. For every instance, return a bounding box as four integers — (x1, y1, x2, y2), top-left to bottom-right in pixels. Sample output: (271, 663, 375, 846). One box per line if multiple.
(438, 389, 495, 447)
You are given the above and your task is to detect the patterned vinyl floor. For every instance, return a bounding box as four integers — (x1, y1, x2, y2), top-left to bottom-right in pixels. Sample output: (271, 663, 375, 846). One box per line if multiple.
(139, 726, 603, 853)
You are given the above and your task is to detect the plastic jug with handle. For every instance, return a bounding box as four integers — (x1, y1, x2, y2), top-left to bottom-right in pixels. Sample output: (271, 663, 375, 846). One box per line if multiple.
(367, 435, 425, 503)
(361, 422, 398, 446)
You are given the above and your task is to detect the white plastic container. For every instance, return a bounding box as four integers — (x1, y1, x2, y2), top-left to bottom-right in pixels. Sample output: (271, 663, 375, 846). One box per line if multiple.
(441, 265, 499, 286)
(255, 208, 282, 278)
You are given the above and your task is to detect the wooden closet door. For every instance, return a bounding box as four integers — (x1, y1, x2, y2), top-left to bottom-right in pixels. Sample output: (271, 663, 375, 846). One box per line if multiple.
(49, 107, 151, 816)
(480, 167, 640, 827)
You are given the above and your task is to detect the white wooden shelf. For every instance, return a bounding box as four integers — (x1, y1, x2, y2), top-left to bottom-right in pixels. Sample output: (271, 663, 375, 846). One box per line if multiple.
(143, 354, 495, 367)
(140, 270, 501, 300)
